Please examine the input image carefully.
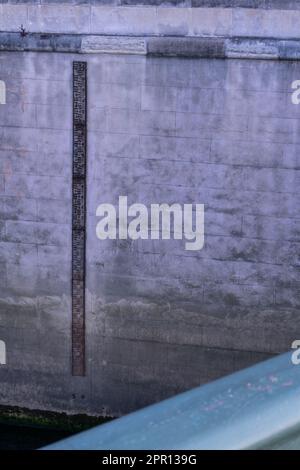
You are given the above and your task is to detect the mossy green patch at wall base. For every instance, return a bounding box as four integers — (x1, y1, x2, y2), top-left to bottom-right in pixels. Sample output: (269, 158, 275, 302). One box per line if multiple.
(0, 405, 111, 433)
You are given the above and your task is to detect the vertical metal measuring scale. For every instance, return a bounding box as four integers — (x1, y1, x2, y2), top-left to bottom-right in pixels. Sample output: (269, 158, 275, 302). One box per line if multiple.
(72, 61, 87, 376)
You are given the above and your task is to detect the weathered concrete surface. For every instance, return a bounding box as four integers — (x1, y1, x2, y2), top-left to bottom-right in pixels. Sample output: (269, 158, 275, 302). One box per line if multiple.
(0, 51, 299, 416)
(2, 1, 300, 9)
(2, 3, 300, 40)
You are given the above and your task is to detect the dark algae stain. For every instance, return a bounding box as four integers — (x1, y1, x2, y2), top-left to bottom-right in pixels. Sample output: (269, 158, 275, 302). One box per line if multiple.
(0, 405, 111, 449)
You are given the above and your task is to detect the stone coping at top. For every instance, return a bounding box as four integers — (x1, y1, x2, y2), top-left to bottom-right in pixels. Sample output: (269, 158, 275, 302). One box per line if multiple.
(2, 3, 300, 40)
(1, 1, 300, 11)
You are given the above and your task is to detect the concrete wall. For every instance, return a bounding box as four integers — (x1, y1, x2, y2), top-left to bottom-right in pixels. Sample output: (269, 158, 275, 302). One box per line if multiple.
(3, 2, 300, 39)
(0, 1, 300, 417)
(0, 49, 299, 416)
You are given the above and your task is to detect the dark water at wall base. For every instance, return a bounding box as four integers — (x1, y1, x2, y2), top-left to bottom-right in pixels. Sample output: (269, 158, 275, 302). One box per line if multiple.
(0, 423, 72, 450)
(0, 405, 111, 449)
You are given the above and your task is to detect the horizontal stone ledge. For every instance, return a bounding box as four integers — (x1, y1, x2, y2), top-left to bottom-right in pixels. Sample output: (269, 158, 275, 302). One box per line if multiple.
(0, 32, 82, 53)
(1, 32, 300, 60)
(81, 35, 147, 54)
